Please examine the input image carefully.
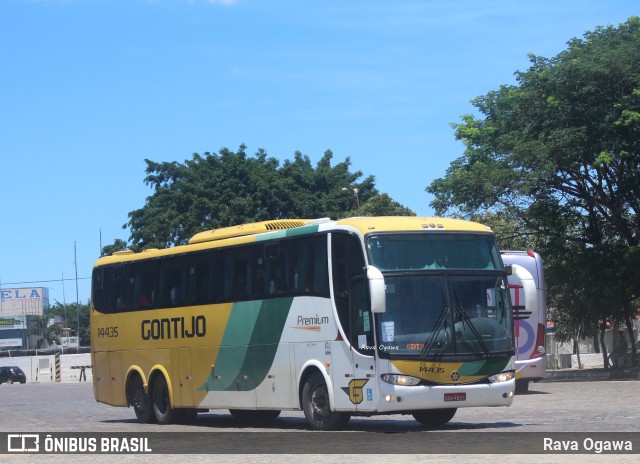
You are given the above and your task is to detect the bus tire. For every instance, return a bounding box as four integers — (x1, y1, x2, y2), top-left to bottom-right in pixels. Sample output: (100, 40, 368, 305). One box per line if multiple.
(412, 408, 457, 427)
(151, 375, 176, 425)
(229, 409, 281, 424)
(128, 374, 154, 423)
(301, 371, 350, 430)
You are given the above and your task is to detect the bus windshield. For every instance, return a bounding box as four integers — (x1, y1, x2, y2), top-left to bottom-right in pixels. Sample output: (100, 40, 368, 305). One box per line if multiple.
(367, 233, 502, 270)
(366, 234, 513, 360)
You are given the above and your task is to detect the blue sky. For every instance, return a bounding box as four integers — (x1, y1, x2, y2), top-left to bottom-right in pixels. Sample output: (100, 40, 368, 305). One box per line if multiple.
(1, 0, 637, 306)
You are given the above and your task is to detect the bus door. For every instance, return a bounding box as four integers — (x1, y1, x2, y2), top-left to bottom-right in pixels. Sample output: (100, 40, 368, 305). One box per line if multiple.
(349, 277, 377, 412)
(331, 232, 377, 412)
(171, 348, 194, 407)
(93, 351, 112, 404)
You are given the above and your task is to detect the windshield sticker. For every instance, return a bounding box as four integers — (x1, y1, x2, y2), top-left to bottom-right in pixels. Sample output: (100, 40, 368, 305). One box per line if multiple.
(363, 311, 370, 332)
(382, 321, 395, 342)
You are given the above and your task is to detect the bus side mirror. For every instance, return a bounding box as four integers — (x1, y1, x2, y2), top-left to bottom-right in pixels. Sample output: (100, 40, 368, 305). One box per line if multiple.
(366, 265, 386, 313)
(504, 265, 513, 276)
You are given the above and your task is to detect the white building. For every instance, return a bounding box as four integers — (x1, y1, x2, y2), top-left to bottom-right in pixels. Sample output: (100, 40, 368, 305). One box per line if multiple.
(0, 287, 50, 349)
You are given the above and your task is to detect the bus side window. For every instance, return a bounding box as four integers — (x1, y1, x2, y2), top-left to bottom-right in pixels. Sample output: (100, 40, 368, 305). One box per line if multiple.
(187, 251, 217, 305)
(264, 242, 289, 297)
(131, 260, 157, 310)
(159, 256, 186, 307)
(92, 267, 108, 312)
(291, 235, 329, 296)
(111, 265, 128, 311)
(220, 247, 254, 301)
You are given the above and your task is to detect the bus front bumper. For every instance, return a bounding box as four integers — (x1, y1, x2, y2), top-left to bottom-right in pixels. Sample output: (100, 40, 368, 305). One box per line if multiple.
(373, 379, 515, 413)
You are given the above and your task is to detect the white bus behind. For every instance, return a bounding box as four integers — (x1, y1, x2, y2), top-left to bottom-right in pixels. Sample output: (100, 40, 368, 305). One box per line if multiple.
(501, 251, 547, 393)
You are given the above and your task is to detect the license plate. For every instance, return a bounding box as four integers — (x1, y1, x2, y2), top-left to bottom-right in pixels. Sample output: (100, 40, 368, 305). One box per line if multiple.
(444, 392, 466, 402)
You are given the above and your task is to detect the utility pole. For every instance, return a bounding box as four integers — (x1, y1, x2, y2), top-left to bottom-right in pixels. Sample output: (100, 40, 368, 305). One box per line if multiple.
(74, 241, 80, 346)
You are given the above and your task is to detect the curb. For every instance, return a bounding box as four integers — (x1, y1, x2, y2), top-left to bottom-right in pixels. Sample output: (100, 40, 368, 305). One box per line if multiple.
(543, 367, 640, 382)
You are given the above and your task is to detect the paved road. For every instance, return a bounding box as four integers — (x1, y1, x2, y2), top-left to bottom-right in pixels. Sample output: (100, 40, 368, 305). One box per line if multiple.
(0, 378, 637, 463)
(1, 377, 637, 432)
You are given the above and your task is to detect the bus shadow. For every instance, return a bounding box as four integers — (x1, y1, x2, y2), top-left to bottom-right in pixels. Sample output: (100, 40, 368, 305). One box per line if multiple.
(517, 388, 551, 395)
(102, 413, 521, 432)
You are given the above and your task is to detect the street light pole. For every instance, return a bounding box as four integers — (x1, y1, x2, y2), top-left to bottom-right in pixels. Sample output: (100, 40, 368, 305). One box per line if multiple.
(342, 187, 360, 208)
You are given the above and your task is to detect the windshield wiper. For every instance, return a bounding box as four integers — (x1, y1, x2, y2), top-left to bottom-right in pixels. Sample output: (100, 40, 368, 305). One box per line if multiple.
(419, 305, 450, 359)
(453, 305, 491, 359)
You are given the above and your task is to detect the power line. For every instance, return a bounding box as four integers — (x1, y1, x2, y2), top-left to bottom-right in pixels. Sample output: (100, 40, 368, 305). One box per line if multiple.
(0, 277, 91, 286)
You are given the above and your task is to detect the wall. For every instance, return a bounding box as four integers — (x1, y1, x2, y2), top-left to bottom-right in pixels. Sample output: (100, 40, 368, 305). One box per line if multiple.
(0, 353, 92, 383)
(546, 327, 639, 369)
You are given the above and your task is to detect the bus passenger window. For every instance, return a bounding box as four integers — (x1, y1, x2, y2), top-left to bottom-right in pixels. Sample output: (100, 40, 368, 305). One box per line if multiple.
(291, 236, 328, 296)
(221, 248, 253, 301)
(132, 261, 157, 310)
(111, 266, 129, 311)
(187, 251, 217, 305)
(265, 242, 289, 297)
(159, 257, 186, 307)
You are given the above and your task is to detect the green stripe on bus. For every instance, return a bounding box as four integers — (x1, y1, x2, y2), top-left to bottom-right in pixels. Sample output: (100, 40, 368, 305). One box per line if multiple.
(284, 225, 320, 237)
(457, 357, 511, 376)
(245, 297, 293, 389)
(198, 298, 293, 392)
(254, 225, 320, 242)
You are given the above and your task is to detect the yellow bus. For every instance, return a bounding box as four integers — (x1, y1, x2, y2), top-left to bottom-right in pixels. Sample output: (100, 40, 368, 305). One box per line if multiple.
(91, 216, 531, 430)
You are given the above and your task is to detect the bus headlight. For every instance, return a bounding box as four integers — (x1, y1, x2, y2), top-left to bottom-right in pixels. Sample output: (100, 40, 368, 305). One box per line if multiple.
(488, 371, 515, 384)
(381, 374, 421, 386)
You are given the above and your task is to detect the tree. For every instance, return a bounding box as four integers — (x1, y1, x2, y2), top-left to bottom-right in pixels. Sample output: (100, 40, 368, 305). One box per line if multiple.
(101, 239, 128, 257)
(354, 193, 415, 217)
(48, 302, 91, 347)
(28, 315, 60, 349)
(429, 17, 640, 245)
(427, 17, 640, 366)
(118, 146, 412, 250)
(468, 212, 540, 251)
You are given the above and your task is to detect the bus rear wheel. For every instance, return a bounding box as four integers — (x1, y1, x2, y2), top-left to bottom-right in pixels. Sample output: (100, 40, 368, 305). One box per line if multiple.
(152, 375, 177, 425)
(412, 408, 457, 427)
(128, 375, 154, 423)
(301, 371, 350, 430)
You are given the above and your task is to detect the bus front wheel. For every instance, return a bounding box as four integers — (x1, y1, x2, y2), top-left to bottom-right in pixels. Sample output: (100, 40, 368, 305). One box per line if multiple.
(301, 371, 350, 431)
(412, 408, 457, 427)
(128, 375, 154, 423)
(152, 375, 176, 425)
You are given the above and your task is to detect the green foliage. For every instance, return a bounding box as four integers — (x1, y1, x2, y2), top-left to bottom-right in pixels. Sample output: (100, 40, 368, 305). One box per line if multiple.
(427, 17, 640, 357)
(356, 193, 416, 217)
(468, 212, 539, 251)
(48, 302, 91, 346)
(113, 146, 412, 251)
(28, 315, 61, 348)
(101, 239, 128, 257)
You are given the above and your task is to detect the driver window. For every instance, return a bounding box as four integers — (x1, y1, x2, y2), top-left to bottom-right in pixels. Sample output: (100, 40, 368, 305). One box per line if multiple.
(350, 278, 375, 356)
(331, 232, 367, 350)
